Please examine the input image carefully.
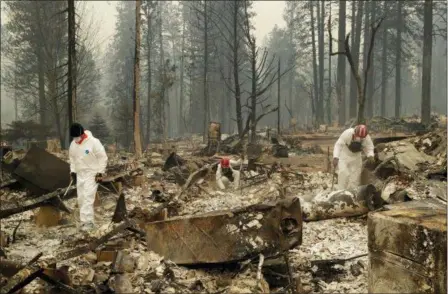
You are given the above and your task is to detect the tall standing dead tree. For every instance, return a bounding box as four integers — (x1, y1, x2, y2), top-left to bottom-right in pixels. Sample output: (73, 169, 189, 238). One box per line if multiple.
(208, 1, 245, 137)
(143, 1, 155, 147)
(421, 0, 433, 125)
(336, 1, 346, 126)
(133, 0, 143, 157)
(67, 0, 77, 129)
(310, 2, 319, 126)
(242, 1, 287, 142)
(328, 16, 384, 124)
(348, 1, 364, 120)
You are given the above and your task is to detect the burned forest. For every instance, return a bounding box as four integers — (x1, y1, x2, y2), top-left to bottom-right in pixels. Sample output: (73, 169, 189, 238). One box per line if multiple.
(0, 1, 447, 293)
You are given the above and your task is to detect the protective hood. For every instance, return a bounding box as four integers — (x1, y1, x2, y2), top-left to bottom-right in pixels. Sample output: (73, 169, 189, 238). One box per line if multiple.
(69, 130, 108, 174)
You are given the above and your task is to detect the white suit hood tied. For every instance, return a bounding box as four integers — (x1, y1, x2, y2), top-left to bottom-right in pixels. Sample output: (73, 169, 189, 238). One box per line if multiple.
(69, 130, 108, 227)
(333, 128, 374, 190)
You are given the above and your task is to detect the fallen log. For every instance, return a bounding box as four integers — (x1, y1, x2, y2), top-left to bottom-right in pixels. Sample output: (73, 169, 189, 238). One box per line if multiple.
(300, 185, 383, 221)
(2, 266, 43, 294)
(0, 179, 19, 190)
(1, 253, 43, 294)
(145, 197, 302, 264)
(48, 219, 134, 263)
(0, 187, 75, 219)
(37, 272, 77, 294)
(177, 162, 218, 199)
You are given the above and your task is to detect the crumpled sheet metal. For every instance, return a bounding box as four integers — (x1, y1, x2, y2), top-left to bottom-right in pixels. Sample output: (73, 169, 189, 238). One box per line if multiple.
(300, 185, 380, 221)
(145, 197, 302, 265)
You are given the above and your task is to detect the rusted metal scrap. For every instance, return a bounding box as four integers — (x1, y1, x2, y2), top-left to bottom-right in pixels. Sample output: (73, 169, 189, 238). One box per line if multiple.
(145, 197, 302, 265)
(300, 185, 383, 221)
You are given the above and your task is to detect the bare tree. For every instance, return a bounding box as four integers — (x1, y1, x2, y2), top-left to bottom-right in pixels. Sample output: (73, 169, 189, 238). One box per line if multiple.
(242, 1, 284, 142)
(133, 0, 143, 157)
(310, 2, 319, 126)
(348, 1, 364, 119)
(336, 1, 346, 126)
(179, 5, 187, 135)
(395, 0, 403, 118)
(327, 3, 332, 124)
(380, 1, 390, 117)
(328, 14, 383, 124)
(143, 1, 154, 147)
(317, 0, 325, 124)
(67, 0, 77, 128)
(421, 0, 433, 125)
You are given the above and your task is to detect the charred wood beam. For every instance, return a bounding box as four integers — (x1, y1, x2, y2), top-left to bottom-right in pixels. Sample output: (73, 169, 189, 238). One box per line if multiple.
(1, 253, 43, 294)
(47, 220, 134, 264)
(37, 272, 77, 294)
(177, 163, 218, 199)
(0, 187, 75, 219)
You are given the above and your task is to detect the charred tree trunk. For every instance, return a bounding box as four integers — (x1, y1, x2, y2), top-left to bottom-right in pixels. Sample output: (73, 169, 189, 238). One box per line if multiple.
(395, 0, 403, 118)
(317, 0, 325, 125)
(380, 26, 388, 117)
(50, 72, 63, 147)
(288, 34, 294, 119)
(337, 1, 347, 126)
(349, 1, 363, 120)
(67, 0, 77, 128)
(327, 4, 332, 125)
(37, 49, 47, 126)
(421, 0, 433, 125)
(367, 1, 376, 118)
(364, 0, 372, 119)
(349, 1, 356, 119)
(277, 58, 281, 135)
(250, 41, 257, 143)
(35, 4, 47, 127)
(158, 8, 166, 141)
(179, 16, 186, 135)
(146, 3, 152, 147)
(133, 0, 143, 157)
(14, 63, 18, 121)
(310, 2, 319, 127)
(233, 1, 243, 137)
(203, 1, 209, 143)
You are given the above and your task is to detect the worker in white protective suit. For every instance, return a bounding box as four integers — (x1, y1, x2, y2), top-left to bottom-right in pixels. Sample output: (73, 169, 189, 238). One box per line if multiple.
(333, 124, 374, 190)
(69, 123, 108, 232)
(216, 157, 241, 190)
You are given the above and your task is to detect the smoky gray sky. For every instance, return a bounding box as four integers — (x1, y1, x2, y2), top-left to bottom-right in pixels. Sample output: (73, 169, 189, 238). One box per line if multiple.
(87, 1, 286, 54)
(1, 1, 286, 125)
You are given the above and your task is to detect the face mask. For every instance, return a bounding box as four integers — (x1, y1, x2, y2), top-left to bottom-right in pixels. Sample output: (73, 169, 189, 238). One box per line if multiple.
(74, 136, 82, 143)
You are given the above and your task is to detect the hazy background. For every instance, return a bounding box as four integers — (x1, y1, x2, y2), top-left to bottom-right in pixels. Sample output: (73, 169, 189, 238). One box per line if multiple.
(0, 1, 286, 126)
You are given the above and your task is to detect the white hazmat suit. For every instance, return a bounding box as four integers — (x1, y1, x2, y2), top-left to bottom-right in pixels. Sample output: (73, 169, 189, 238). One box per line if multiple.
(216, 160, 241, 190)
(333, 128, 374, 190)
(69, 130, 108, 226)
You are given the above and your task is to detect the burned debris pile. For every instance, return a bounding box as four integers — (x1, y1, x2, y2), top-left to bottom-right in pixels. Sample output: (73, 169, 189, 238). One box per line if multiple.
(0, 127, 446, 293)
